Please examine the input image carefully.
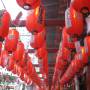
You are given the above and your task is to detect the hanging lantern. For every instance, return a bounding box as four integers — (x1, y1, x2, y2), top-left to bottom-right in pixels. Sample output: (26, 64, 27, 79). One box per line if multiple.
(18, 53, 27, 67)
(70, 0, 90, 14)
(65, 7, 84, 37)
(61, 47, 71, 62)
(13, 41, 25, 62)
(56, 48, 70, 71)
(84, 36, 90, 57)
(0, 10, 11, 40)
(16, 0, 40, 10)
(5, 29, 19, 53)
(0, 50, 9, 68)
(60, 56, 81, 85)
(62, 27, 77, 49)
(36, 43, 47, 59)
(78, 47, 88, 66)
(60, 48, 88, 85)
(0, 42, 2, 55)
(30, 30, 46, 49)
(12, 63, 18, 74)
(26, 60, 41, 87)
(20, 68, 25, 81)
(43, 53, 48, 77)
(26, 6, 45, 33)
(7, 55, 15, 71)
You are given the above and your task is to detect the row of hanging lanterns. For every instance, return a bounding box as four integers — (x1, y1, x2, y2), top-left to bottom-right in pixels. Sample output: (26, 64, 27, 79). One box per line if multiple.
(16, 0, 48, 87)
(0, 8, 43, 86)
(52, 0, 90, 88)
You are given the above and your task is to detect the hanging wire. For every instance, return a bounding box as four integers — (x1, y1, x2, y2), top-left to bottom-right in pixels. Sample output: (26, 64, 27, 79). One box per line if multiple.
(0, 0, 6, 9)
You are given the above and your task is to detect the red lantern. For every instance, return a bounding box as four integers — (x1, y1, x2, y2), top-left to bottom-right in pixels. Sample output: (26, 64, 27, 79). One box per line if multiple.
(70, 0, 90, 13)
(26, 6, 45, 33)
(30, 30, 46, 49)
(36, 43, 47, 59)
(16, 0, 40, 10)
(61, 47, 71, 62)
(65, 6, 84, 37)
(0, 50, 9, 68)
(43, 53, 48, 77)
(62, 27, 77, 49)
(77, 47, 88, 66)
(0, 10, 11, 39)
(84, 36, 90, 57)
(5, 29, 19, 52)
(60, 57, 81, 85)
(12, 63, 18, 74)
(19, 68, 24, 81)
(60, 48, 88, 85)
(7, 55, 15, 71)
(18, 53, 27, 67)
(13, 41, 25, 62)
(0, 42, 2, 55)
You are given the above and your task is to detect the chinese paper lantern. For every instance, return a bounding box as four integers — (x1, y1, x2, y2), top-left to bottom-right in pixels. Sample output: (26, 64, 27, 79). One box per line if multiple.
(0, 42, 2, 55)
(79, 47, 88, 66)
(61, 47, 71, 62)
(16, 0, 40, 10)
(62, 27, 77, 49)
(26, 6, 45, 33)
(7, 55, 15, 71)
(5, 29, 19, 53)
(84, 36, 90, 57)
(60, 49, 88, 85)
(18, 53, 27, 67)
(43, 53, 48, 77)
(0, 50, 9, 68)
(36, 43, 47, 59)
(20, 68, 24, 81)
(0, 10, 11, 39)
(70, 0, 90, 14)
(12, 63, 18, 74)
(13, 41, 25, 62)
(65, 7, 84, 37)
(30, 30, 46, 49)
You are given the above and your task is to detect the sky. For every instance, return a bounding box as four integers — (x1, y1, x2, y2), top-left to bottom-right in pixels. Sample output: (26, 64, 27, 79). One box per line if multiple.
(0, 0, 30, 20)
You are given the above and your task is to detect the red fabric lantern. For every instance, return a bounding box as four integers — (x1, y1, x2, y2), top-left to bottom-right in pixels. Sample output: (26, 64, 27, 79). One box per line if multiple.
(43, 53, 48, 77)
(7, 55, 15, 71)
(70, 0, 90, 13)
(26, 60, 41, 87)
(26, 6, 45, 33)
(18, 53, 27, 67)
(0, 50, 9, 68)
(12, 63, 18, 74)
(30, 30, 46, 49)
(84, 36, 90, 57)
(20, 68, 24, 81)
(0, 10, 11, 39)
(13, 41, 25, 62)
(62, 27, 77, 49)
(60, 48, 88, 85)
(5, 29, 19, 52)
(0, 42, 2, 55)
(60, 57, 81, 85)
(36, 43, 47, 59)
(16, 0, 40, 10)
(65, 6, 84, 37)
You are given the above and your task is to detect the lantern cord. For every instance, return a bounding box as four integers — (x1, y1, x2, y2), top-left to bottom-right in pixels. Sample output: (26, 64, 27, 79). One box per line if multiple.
(1, 0, 6, 10)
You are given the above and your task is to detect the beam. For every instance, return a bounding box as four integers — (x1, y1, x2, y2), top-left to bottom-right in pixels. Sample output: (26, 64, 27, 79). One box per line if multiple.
(28, 48, 58, 53)
(12, 19, 65, 27)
